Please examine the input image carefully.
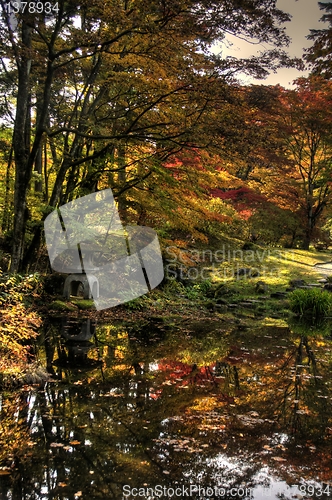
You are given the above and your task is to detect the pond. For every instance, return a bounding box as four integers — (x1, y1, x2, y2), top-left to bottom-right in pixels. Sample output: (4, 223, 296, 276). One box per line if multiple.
(0, 315, 332, 499)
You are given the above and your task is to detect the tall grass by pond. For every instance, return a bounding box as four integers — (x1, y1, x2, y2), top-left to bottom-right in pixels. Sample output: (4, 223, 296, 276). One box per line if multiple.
(289, 288, 332, 320)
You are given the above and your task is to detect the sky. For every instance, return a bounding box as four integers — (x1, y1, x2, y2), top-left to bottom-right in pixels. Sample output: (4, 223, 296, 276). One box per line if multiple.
(216, 0, 328, 88)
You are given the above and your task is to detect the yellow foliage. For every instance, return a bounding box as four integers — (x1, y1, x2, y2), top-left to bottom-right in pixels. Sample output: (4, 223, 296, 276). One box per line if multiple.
(0, 303, 41, 363)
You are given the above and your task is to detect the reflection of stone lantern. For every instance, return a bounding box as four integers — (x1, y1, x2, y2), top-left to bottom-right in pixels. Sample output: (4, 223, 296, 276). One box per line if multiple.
(60, 318, 97, 367)
(61, 318, 96, 342)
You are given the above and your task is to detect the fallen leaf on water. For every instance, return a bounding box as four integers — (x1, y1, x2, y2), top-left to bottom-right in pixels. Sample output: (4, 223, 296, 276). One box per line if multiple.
(75, 492, 82, 498)
(0, 470, 11, 476)
(70, 440, 81, 446)
(272, 457, 286, 462)
(50, 442, 64, 448)
(58, 482, 67, 487)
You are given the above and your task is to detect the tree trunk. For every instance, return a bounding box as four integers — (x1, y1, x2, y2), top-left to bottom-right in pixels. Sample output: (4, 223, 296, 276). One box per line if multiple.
(1, 145, 13, 233)
(301, 235, 310, 251)
(302, 218, 314, 250)
(34, 145, 43, 193)
(43, 141, 49, 202)
(11, 22, 55, 272)
(117, 144, 127, 222)
(10, 21, 32, 273)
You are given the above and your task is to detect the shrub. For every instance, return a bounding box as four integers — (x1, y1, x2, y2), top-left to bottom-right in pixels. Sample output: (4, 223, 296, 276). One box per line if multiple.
(0, 303, 40, 362)
(0, 272, 43, 306)
(0, 272, 42, 378)
(163, 279, 186, 296)
(289, 288, 332, 320)
(198, 279, 213, 294)
(125, 295, 150, 310)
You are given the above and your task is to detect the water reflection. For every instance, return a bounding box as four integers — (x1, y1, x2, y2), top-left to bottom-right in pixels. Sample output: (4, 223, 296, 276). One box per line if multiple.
(0, 317, 331, 499)
(44, 318, 101, 376)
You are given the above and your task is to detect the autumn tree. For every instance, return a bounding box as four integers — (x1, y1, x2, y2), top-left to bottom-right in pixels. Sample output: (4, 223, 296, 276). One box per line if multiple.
(275, 78, 332, 248)
(203, 84, 300, 246)
(213, 79, 332, 249)
(305, 1, 332, 78)
(0, 0, 295, 271)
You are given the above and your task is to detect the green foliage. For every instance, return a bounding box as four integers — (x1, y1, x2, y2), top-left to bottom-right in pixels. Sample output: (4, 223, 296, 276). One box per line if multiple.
(161, 278, 213, 301)
(49, 300, 77, 311)
(163, 279, 187, 297)
(198, 279, 213, 294)
(124, 295, 150, 310)
(289, 288, 332, 320)
(71, 299, 95, 310)
(185, 279, 213, 299)
(185, 285, 201, 300)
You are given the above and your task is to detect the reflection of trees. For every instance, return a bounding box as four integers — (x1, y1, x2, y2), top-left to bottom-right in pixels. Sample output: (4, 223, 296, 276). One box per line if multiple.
(240, 332, 332, 444)
(214, 361, 240, 391)
(1, 320, 332, 498)
(282, 335, 330, 441)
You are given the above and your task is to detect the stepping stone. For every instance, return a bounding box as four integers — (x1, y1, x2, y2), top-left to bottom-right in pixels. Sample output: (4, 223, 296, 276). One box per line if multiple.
(289, 279, 306, 287)
(270, 292, 287, 299)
